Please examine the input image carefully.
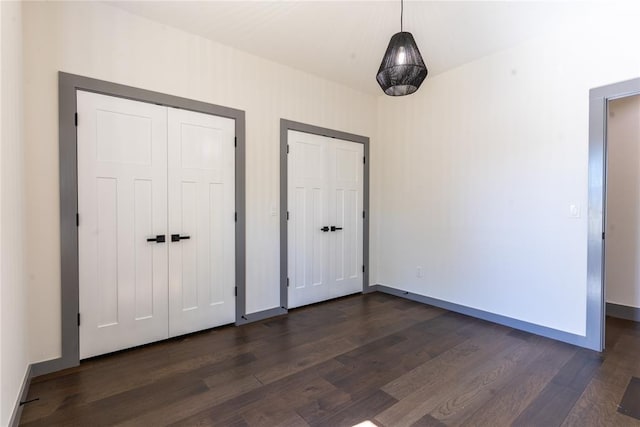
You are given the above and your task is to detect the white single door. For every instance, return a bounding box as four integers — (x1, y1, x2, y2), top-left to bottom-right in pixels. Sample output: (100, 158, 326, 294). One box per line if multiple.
(287, 131, 330, 308)
(329, 139, 364, 299)
(167, 108, 236, 337)
(78, 91, 169, 359)
(287, 130, 363, 308)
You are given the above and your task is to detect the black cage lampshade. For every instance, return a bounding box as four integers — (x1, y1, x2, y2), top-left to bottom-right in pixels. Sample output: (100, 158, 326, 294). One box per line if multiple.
(376, 31, 428, 96)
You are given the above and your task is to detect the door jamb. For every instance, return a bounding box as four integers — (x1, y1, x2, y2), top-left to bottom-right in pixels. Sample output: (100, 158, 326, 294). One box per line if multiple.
(33, 72, 246, 376)
(588, 77, 640, 352)
(279, 119, 370, 311)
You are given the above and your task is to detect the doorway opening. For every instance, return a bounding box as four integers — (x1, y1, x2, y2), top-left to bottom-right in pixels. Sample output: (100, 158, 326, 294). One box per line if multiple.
(588, 77, 640, 352)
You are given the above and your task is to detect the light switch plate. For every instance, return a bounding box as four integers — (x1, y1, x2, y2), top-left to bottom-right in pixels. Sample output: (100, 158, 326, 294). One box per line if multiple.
(569, 204, 580, 218)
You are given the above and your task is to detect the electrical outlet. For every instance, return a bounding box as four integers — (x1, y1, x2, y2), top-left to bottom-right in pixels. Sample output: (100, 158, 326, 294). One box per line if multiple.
(416, 266, 423, 278)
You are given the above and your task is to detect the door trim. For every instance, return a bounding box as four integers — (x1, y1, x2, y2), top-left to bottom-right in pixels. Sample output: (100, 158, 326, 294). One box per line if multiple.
(280, 119, 370, 310)
(33, 72, 246, 376)
(587, 77, 640, 352)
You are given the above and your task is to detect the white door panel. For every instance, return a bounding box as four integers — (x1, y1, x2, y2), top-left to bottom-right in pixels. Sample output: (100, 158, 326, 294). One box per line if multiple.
(168, 108, 235, 337)
(78, 91, 169, 359)
(288, 130, 363, 308)
(287, 132, 330, 308)
(330, 141, 364, 299)
(78, 91, 236, 358)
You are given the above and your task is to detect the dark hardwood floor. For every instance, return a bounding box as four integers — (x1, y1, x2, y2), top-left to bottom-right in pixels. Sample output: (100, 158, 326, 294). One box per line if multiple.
(20, 293, 640, 426)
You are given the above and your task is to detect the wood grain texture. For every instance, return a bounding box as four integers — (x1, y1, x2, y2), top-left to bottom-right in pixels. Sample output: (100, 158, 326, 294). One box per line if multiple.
(20, 295, 640, 426)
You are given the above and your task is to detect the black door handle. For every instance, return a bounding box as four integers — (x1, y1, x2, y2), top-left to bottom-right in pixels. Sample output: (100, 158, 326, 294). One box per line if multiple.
(171, 234, 191, 242)
(331, 226, 343, 232)
(146, 234, 166, 243)
(320, 226, 330, 232)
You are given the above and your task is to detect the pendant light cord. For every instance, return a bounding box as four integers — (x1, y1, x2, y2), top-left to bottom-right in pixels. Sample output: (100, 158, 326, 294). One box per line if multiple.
(401, 0, 404, 32)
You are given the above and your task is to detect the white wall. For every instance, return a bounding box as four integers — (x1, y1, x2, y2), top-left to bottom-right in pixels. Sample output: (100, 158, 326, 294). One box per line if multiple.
(606, 95, 640, 309)
(375, 3, 640, 336)
(23, 1, 376, 364)
(1, 1, 28, 425)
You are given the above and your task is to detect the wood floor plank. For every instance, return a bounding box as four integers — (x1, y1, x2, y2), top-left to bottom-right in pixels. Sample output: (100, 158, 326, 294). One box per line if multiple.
(250, 301, 442, 387)
(561, 341, 640, 427)
(253, 336, 356, 384)
(24, 329, 267, 415)
(511, 348, 604, 426)
(381, 322, 512, 400)
(166, 359, 343, 426)
(20, 293, 640, 427)
(375, 332, 530, 426)
(424, 336, 545, 425)
(561, 377, 637, 427)
(409, 414, 447, 427)
(114, 374, 263, 427)
(326, 318, 477, 401)
(460, 338, 576, 426)
(22, 351, 257, 427)
(314, 390, 397, 427)
(295, 388, 353, 425)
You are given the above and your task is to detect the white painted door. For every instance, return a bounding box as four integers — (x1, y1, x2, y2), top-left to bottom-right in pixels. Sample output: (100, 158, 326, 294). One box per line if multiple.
(78, 91, 169, 359)
(288, 131, 330, 308)
(287, 130, 364, 308)
(328, 139, 365, 299)
(167, 108, 236, 337)
(78, 92, 237, 358)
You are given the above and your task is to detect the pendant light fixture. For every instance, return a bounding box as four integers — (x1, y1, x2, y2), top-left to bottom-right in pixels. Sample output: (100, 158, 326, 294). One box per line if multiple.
(376, 0, 428, 96)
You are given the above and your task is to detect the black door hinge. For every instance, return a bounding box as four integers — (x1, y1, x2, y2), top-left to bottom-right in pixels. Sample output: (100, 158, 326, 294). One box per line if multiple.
(235, 212, 238, 222)
(363, 156, 366, 164)
(76, 213, 79, 227)
(602, 232, 605, 240)
(286, 144, 290, 154)
(362, 265, 365, 273)
(77, 313, 80, 326)
(234, 136, 237, 147)
(74, 112, 78, 127)
(362, 211, 365, 219)
(235, 286, 238, 297)
(286, 211, 290, 220)
(287, 277, 290, 287)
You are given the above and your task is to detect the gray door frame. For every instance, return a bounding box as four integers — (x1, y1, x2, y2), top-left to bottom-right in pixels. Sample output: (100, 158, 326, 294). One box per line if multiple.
(588, 77, 640, 352)
(33, 72, 246, 376)
(280, 119, 370, 310)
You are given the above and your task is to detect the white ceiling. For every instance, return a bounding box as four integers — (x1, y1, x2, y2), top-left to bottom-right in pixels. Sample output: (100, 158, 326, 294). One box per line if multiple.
(107, 1, 586, 95)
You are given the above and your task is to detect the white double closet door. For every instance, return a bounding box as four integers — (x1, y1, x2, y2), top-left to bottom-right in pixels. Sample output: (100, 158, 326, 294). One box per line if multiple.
(287, 130, 364, 309)
(77, 91, 235, 359)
